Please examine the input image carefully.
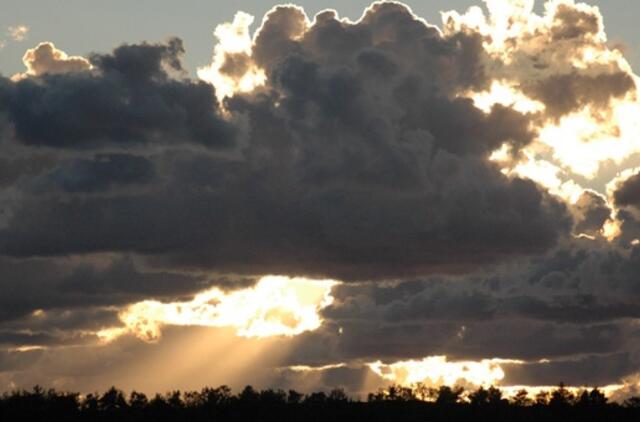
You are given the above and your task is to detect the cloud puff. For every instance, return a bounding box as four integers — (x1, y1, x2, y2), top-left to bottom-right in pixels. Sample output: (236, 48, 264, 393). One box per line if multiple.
(13, 42, 90, 79)
(7, 26, 28, 42)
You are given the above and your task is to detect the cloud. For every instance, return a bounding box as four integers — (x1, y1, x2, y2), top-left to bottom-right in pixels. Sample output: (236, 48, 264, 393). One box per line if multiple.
(7, 25, 28, 42)
(110, 276, 337, 342)
(368, 356, 512, 388)
(612, 169, 640, 209)
(0, 5, 571, 281)
(446, 0, 639, 180)
(1, 0, 640, 398)
(13, 42, 90, 80)
(501, 353, 636, 387)
(0, 254, 224, 324)
(572, 190, 612, 237)
(27, 154, 155, 194)
(2, 39, 235, 148)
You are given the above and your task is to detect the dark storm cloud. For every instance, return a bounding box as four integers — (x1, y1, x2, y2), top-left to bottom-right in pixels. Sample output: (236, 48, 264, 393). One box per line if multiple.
(277, 239, 640, 387)
(0, 154, 54, 187)
(28, 154, 155, 193)
(502, 353, 636, 387)
(324, 241, 640, 328)
(0, 255, 213, 323)
(550, 3, 602, 41)
(613, 170, 640, 208)
(606, 171, 640, 245)
(0, 38, 234, 148)
(285, 318, 626, 366)
(572, 190, 611, 237)
(0, 2, 571, 282)
(523, 72, 635, 120)
(2, 308, 120, 336)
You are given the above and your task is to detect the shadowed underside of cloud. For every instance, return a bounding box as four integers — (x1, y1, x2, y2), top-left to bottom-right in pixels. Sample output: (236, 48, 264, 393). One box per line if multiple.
(0, 0, 640, 397)
(0, 3, 570, 282)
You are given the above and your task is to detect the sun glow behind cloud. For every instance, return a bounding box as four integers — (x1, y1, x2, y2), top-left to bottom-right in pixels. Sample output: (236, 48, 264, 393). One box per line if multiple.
(99, 276, 337, 343)
(368, 356, 518, 388)
(367, 356, 637, 400)
(198, 12, 266, 102)
(453, 0, 640, 238)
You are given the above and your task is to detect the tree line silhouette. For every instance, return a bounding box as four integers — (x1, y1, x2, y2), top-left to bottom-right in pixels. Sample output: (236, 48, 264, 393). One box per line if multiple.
(1, 382, 639, 421)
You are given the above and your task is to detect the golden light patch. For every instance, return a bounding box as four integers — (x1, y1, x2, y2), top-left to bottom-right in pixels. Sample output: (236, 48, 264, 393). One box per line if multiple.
(101, 276, 338, 343)
(95, 326, 129, 344)
(368, 356, 521, 388)
(602, 218, 622, 241)
(470, 81, 545, 114)
(368, 356, 631, 400)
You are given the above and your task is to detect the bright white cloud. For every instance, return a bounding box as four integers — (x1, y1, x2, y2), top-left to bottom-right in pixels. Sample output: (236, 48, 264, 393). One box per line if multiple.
(12, 42, 91, 81)
(368, 356, 520, 389)
(100, 276, 338, 342)
(198, 12, 266, 101)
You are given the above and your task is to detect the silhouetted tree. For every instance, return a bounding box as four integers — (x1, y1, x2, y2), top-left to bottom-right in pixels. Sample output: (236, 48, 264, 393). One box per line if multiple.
(99, 386, 128, 412)
(510, 389, 532, 407)
(534, 390, 550, 406)
(589, 388, 608, 407)
(2, 382, 640, 422)
(129, 391, 149, 409)
(328, 388, 349, 403)
(199, 385, 232, 406)
(435, 385, 464, 406)
(549, 382, 575, 408)
(624, 396, 640, 408)
(469, 387, 490, 406)
(238, 385, 260, 407)
(287, 389, 303, 404)
(304, 391, 327, 404)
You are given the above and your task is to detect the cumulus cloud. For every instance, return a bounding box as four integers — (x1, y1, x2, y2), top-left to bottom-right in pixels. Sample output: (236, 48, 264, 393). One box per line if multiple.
(613, 169, 640, 209)
(12, 42, 90, 80)
(0, 4, 571, 281)
(572, 190, 612, 237)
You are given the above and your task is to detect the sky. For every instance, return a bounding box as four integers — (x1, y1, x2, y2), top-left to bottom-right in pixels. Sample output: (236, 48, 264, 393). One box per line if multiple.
(2, 0, 640, 401)
(1, 0, 640, 76)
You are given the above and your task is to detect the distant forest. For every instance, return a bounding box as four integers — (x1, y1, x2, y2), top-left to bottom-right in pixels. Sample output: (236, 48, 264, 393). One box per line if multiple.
(2, 383, 640, 421)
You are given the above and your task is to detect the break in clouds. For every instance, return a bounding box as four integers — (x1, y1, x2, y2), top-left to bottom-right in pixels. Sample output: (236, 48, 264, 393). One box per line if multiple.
(1, 0, 640, 399)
